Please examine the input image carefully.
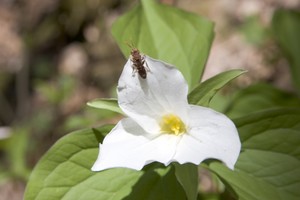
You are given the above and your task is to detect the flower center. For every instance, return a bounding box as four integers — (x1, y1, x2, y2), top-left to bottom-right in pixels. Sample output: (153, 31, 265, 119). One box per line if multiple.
(160, 114, 186, 136)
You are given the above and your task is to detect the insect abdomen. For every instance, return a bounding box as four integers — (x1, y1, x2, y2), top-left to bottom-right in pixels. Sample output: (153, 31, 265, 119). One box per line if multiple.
(137, 67, 147, 79)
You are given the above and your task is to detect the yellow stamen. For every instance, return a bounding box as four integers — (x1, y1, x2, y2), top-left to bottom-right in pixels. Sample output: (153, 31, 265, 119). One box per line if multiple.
(160, 114, 186, 136)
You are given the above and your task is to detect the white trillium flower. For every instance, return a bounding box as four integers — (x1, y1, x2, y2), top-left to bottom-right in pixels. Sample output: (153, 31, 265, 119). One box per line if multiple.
(92, 56, 241, 171)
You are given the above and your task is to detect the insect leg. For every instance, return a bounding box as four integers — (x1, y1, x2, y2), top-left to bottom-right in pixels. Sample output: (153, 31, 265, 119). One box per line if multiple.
(129, 57, 137, 77)
(142, 54, 151, 72)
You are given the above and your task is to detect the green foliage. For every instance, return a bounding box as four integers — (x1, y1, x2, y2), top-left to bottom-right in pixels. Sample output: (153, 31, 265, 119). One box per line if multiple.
(24, 2, 300, 200)
(239, 16, 269, 45)
(35, 75, 75, 104)
(111, 0, 214, 89)
(209, 108, 300, 200)
(87, 98, 123, 114)
(174, 163, 198, 200)
(0, 128, 30, 181)
(188, 69, 246, 106)
(24, 126, 186, 200)
(225, 83, 300, 118)
(272, 9, 300, 93)
(122, 166, 186, 200)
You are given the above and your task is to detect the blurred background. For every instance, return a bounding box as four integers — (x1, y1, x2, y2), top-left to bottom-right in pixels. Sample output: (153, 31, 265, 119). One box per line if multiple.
(0, 0, 299, 199)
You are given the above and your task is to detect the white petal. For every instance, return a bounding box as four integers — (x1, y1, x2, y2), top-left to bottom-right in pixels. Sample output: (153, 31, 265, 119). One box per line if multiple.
(117, 56, 189, 133)
(173, 105, 241, 169)
(92, 118, 181, 171)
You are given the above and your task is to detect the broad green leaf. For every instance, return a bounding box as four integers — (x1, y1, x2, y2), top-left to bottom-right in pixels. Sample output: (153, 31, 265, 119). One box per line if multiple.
(188, 69, 246, 106)
(225, 83, 300, 118)
(235, 108, 300, 143)
(272, 9, 300, 93)
(174, 163, 198, 200)
(111, 0, 214, 89)
(209, 108, 300, 200)
(207, 92, 231, 113)
(198, 193, 222, 200)
(209, 157, 281, 200)
(24, 125, 185, 200)
(92, 127, 108, 143)
(123, 166, 186, 200)
(87, 98, 123, 114)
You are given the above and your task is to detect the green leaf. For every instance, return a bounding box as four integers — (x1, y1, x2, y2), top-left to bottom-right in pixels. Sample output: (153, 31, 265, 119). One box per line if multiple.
(209, 160, 281, 200)
(235, 108, 300, 148)
(24, 125, 186, 200)
(225, 83, 300, 118)
(87, 98, 123, 114)
(111, 0, 214, 89)
(188, 69, 246, 106)
(209, 108, 300, 200)
(174, 163, 198, 200)
(92, 127, 108, 143)
(123, 165, 186, 200)
(272, 9, 300, 93)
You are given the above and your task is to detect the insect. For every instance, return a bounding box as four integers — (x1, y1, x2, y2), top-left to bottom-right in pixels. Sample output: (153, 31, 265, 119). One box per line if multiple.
(126, 42, 150, 79)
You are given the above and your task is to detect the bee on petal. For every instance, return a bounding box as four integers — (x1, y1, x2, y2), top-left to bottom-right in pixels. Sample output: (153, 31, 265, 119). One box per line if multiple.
(126, 42, 150, 79)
